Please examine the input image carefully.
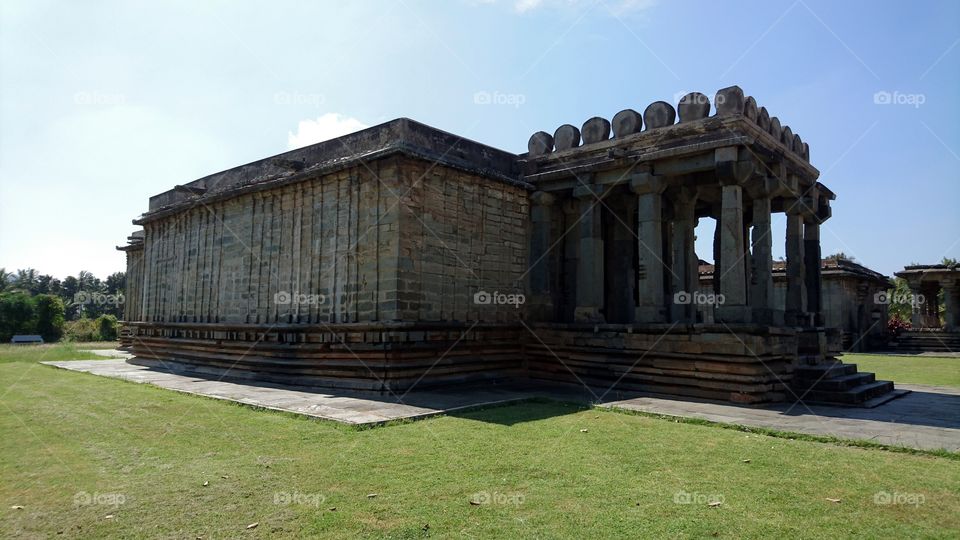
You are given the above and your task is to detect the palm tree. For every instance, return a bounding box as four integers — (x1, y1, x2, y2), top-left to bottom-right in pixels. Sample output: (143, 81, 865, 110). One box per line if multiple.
(13, 268, 39, 292)
(0, 268, 11, 292)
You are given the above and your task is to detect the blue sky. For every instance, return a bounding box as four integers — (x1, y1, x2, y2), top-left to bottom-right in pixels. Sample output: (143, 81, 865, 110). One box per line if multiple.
(1, 0, 958, 279)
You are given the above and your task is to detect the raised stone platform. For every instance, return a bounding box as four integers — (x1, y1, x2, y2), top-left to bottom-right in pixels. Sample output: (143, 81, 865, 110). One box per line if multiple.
(41, 359, 957, 451)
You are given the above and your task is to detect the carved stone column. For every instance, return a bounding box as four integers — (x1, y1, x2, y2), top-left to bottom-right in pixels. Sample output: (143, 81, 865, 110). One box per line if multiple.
(747, 177, 779, 325)
(803, 188, 825, 327)
(804, 221, 822, 326)
(669, 186, 698, 323)
(942, 278, 959, 332)
(572, 184, 605, 323)
(784, 199, 808, 327)
(528, 191, 556, 321)
(630, 172, 667, 323)
(908, 281, 924, 328)
(715, 147, 753, 323)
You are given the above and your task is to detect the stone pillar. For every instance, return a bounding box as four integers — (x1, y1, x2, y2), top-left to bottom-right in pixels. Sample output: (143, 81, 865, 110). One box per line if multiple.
(715, 147, 753, 323)
(561, 199, 580, 322)
(630, 172, 667, 323)
(804, 222, 823, 326)
(784, 203, 808, 327)
(528, 191, 556, 321)
(943, 279, 959, 332)
(669, 187, 698, 323)
(908, 282, 924, 328)
(605, 195, 637, 323)
(750, 193, 778, 325)
(572, 184, 604, 323)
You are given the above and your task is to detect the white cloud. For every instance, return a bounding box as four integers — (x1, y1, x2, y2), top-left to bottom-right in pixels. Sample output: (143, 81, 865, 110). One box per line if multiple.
(287, 113, 368, 150)
(514, 0, 544, 13)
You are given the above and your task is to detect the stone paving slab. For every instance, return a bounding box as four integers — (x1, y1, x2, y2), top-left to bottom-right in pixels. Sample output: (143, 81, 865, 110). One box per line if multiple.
(41, 359, 960, 452)
(82, 349, 134, 360)
(602, 385, 960, 452)
(41, 359, 587, 425)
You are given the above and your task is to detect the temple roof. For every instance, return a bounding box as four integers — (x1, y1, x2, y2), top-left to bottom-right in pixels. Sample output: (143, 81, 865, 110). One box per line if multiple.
(136, 118, 524, 225)
(896, 264, 960, 280)
(699, 258, 892, 287)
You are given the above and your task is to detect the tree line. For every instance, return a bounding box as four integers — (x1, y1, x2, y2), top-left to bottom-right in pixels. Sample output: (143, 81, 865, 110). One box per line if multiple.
(0, 268, 125, 342)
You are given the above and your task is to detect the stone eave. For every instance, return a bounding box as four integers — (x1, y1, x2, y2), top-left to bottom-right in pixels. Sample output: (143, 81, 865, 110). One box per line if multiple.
(699, 259, 891, 288)
(895, 265, 960, 281)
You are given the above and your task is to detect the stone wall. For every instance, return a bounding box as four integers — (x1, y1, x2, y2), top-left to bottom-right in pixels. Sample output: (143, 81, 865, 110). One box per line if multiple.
(132, 155, 528, 326)
(135, 159, 403, 325)
(395, 156, 529, 322)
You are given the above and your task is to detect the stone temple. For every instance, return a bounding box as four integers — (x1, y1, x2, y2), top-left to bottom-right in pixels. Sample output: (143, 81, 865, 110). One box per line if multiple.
(118, 85, 899, 405)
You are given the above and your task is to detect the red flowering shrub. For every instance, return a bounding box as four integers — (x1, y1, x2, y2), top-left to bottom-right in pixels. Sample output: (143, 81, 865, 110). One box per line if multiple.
(887, 316, 912, 336)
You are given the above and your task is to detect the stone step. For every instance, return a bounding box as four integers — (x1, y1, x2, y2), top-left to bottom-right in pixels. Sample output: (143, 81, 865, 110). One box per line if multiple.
(801, 380, 895, 405)
(793, 363, 857, 381)
(793, 372, 875, 392)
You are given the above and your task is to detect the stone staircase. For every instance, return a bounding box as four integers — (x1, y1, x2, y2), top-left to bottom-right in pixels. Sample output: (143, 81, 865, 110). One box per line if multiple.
(790, 362, 902, 406)
(887, 331, 960, 355)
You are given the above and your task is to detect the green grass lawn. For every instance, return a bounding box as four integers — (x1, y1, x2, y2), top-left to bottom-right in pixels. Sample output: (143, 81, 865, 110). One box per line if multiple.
(843, 353, 960, 388)
(0, 342, 117, 364)
(2, 353, 958, 538)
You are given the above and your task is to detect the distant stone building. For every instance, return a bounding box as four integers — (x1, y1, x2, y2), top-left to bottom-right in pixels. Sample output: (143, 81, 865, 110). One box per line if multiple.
(895, 264, 960, 331)
(120, 86, 898, 405)
(699, 258, 892, 352)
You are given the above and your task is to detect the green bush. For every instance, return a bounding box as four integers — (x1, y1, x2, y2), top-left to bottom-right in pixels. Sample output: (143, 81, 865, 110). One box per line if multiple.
(63, 316, 119, 342)
(63, 318, 100, 342)
(95, 314, 119, 341)
(0, 292, 38, 342)
(34, 295, 65, 342)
